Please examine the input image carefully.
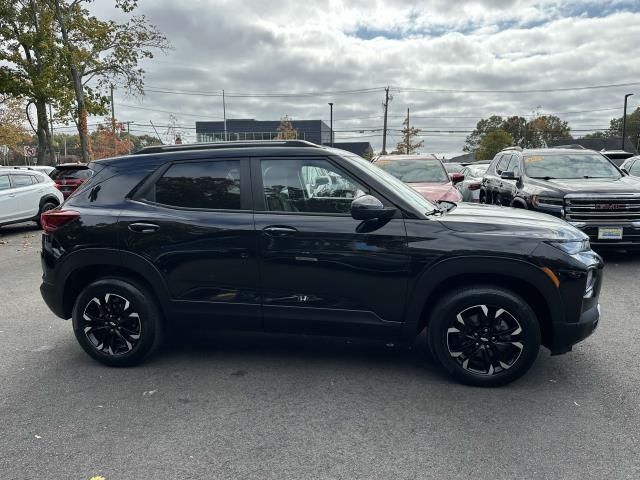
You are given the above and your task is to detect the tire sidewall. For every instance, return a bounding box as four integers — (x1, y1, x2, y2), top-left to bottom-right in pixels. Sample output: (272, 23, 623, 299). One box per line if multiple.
(428, 287, 541, 387)
(72, 278, 161, 367)
(37, 201, 58, 227)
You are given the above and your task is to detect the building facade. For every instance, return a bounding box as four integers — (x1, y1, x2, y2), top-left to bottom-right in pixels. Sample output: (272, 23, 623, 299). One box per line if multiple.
(196, 119, 332, 145)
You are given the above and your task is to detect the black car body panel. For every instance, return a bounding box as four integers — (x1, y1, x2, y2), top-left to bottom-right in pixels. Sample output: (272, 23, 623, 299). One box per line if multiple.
(41, 143, 604, 357)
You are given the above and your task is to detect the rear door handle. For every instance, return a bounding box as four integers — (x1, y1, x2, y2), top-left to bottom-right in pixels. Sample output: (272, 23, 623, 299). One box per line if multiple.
(263, 225, 298, 236)
(128, 222, 160, 234)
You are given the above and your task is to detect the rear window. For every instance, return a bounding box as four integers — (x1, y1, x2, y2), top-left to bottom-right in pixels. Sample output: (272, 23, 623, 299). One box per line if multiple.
(50, 167, 92, 180)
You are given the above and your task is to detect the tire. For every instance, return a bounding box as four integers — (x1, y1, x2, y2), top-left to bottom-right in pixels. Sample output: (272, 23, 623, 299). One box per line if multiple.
(72, 277, 164, 367)
(479, 191, 486, 204)
(427, 286, 540, 387)
(36, 201, 58, 227)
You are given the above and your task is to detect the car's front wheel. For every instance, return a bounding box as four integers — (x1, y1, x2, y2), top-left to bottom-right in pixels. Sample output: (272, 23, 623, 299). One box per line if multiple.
(427, 286, 540, 387)
(36, 201, 58, 227)
(72, 277, 163, 367)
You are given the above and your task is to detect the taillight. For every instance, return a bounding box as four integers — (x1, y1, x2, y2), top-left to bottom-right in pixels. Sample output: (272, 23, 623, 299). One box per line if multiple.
(40, 209, 80, 232)
(468, 182, 481, 191)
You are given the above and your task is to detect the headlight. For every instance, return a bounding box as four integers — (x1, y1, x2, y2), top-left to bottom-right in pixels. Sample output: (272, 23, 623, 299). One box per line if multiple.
(532, 195, 564, 208)
(549, 239, 590, 255)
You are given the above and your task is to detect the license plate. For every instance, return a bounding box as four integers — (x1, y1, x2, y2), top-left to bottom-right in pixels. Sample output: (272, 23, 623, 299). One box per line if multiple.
(598, 227, 623, 240)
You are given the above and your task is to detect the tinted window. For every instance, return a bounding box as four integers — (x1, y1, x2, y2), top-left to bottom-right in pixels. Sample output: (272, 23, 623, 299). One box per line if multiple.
(629, 160, 640, 176)
(261, 158, 367, 214)
(11, 174, 34, 187)
(375, 159, 449, 183)
(0, 175, 9, 190)
(525, 153, 621, 179)
(50, 168, 92, 180)
(496, 154, 512, 174)
(151, 160, 241, 209)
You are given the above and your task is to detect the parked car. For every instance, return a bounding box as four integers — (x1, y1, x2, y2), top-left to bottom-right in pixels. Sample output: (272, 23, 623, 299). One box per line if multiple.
(50, 163, 92, 198)
(374, 155, 463, 203)
(40, 140, 603, 387)
(444, 162, 464, 173)
(600, 150, 635, 167)
(8, 165, 55, 175)
(481, 146, 640, 247)
(456, 163, 489, 202)
(0, 168, 63, 227)
(620, 155, 640, 177)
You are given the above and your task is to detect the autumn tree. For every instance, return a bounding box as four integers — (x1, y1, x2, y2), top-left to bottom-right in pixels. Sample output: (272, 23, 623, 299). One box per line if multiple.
(392, 110, 424, 154)
(476, 129, 514, 160)
(50, 0, 170, 162)
(90, 117, 133, 159)
(0, 1, 70, 165)
(274, 115, 298, 140)
(0, 95, 30, 161)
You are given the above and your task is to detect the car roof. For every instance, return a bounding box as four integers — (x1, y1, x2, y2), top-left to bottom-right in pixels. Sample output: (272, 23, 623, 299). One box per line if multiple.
(375, 154, 440, 161)
(0, 168, 47, 176)
(519, 148, 601, 155)
(53, 163, 88, 169)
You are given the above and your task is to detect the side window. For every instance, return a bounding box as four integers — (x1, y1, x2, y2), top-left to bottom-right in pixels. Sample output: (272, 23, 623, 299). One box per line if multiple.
(0, 175, 10, 190)
(496, 154, 512, 175)
(147, 160, 241, 210)
(261, 158, 368, 214)
(630, 160, 640, 176)
(11, 174, 34, 187)
(507, 155, 521, 176)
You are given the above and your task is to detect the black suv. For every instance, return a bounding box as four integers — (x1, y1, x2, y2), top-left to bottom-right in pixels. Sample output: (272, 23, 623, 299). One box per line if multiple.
(481, 147, 640, 248)
(40, 141, 603, 386)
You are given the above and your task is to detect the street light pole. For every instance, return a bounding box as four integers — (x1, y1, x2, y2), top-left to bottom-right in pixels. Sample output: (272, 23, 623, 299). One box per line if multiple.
(328, 102, 334, 147)
(622, 93, 634, 151)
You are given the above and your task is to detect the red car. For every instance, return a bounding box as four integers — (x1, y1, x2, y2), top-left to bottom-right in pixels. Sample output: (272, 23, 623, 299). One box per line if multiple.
(49, 163, 93, 199)
(374, 154, 463, 203)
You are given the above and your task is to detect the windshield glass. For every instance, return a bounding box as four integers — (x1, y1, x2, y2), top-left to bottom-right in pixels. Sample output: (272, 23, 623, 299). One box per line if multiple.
(444, 163, 463, 173)
(330, 150, 437, 213)
(525, 153, 621, 179)
(375, 159, 449, 183)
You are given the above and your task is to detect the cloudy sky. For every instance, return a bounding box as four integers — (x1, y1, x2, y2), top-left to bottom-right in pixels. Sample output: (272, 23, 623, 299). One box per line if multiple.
(88, 0, 640, 157)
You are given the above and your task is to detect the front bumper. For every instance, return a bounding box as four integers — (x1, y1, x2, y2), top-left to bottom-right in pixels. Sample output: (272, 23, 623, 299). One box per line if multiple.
(549, 303, 600, 355)
(577, 223, 640, 247)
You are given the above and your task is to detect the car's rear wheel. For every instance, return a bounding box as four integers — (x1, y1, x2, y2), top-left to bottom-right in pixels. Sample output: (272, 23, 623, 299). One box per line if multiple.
(36, 201, 58, 227)
(72, 277, 163, 367)
(427, 286, 540, 387)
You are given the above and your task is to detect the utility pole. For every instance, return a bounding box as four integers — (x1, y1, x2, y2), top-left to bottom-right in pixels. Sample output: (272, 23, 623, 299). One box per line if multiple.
(111, 85, 117, 156)
(49, 104, 55, 163)
(63, 136, 67, 160)
(406, 107, 410, 154)
(126, 121, 132, 154)
(622, 93, 634, 151)
(328, 102, 334, 147)
(382, 87, 390, 155)
(222, 89, 228, 141)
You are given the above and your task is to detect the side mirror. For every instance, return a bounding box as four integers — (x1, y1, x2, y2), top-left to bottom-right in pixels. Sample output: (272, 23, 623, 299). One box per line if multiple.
(500, 171, 519, 180)
(351, 195, 396, 220)
(450, 172, 464, 185)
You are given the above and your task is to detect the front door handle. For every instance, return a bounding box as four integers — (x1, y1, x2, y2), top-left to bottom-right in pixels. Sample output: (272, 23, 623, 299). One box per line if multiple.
(262, 225, 298, 236)
(128, 222, 160, 234)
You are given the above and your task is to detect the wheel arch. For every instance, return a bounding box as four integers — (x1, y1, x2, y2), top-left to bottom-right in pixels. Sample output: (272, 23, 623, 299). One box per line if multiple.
(38, 193, 61, 211)
(401, 256, 563, 348)
(57, 249, 171, 319)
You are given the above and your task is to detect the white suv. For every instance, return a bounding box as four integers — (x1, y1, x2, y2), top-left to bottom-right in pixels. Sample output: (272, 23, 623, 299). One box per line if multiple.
(0, 168, 64, 228)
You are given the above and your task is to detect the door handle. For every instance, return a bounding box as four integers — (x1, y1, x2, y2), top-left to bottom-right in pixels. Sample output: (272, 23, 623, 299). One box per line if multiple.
(128, 222, 160, 234)
(262, 225, 298, 236)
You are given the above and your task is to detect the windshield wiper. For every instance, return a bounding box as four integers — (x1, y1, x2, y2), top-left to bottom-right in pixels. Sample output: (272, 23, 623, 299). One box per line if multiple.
(532, 176, 556, 180)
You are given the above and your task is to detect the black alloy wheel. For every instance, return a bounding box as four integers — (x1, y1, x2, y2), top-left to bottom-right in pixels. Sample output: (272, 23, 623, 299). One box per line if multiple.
(72, 277, 163, 366)
(428, 286, 540, 387)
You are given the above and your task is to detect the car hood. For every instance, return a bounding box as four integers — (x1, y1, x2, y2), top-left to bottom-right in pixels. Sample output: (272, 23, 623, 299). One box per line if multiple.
(408, 182, 462, 202)
(438, 203, 587, 241)
(529, 176, 640, 194)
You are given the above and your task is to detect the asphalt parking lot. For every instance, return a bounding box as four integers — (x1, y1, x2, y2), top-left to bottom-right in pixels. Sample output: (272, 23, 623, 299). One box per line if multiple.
(1, 223, 639, 480)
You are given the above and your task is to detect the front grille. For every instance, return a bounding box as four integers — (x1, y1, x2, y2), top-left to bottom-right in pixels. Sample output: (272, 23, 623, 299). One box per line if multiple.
(564, 194, 640, 223)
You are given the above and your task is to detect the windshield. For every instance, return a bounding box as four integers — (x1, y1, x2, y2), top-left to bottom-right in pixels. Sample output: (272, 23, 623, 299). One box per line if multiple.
(375, 159, 450, 183)
(331, 150, 437, 213)
(525, 153, 622, 179)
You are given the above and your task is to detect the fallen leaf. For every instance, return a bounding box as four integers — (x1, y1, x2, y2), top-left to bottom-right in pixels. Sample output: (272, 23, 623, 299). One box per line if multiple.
(34, 435, 42, 439)
(143, 390, 158, 396)
(574, 401, 580, 406)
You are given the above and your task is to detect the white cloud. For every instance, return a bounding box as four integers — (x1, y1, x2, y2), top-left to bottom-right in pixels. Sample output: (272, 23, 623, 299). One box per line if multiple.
(92, 0, 640, 155)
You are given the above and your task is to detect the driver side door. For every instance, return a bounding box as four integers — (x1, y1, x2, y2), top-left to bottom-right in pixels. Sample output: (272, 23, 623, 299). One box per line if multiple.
(252, 156, 410, 338)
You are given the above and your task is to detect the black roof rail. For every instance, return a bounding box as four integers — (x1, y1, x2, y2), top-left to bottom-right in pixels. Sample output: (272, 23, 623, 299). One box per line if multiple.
(500, 146, 522, 152)
(135, 140, 322, 155)
(553, 144, 586, 149)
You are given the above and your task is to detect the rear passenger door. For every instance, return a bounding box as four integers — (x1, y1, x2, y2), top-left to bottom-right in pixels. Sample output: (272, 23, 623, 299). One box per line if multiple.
(0, 174, 18, 223)
(123, 158, 261, 329)
(501, 155, 521, 206)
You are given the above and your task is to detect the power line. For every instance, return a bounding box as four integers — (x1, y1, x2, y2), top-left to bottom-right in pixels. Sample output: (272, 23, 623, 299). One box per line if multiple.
(393, 81, 640, 94)
(116, 103, 224, 119)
